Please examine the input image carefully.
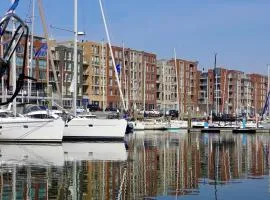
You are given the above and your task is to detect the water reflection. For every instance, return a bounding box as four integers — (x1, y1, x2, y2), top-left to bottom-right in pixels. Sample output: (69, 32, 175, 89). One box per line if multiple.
(0, 132, 269, 199)
(0, 142, 127, 199)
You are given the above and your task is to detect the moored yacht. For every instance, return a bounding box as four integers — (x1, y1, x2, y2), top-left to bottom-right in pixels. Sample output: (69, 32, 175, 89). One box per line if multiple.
(0, 104, 65, 142)
(63, 112, 127, 140)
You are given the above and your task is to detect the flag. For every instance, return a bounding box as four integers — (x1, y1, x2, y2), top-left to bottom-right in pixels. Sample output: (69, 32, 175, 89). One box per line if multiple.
(116, 64, 121, 74)
(34, 43, 47, 58)
(7, 0, 19, 14)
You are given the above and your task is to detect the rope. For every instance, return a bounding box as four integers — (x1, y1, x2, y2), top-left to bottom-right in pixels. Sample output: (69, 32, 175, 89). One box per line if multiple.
(15, 119, 52, 140)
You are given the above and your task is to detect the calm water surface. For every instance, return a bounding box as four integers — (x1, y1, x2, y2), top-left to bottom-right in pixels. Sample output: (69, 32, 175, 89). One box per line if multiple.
(0, 131, 269, 199)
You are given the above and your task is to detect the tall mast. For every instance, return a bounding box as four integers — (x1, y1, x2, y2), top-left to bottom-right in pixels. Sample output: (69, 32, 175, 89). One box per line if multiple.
(266, 64, 270, 117)
(206, 71, 209, 116)
(174, 48, 180, 115)
(102, 39, 105, 112)
(12, 11, 16, 115)
(222, 71, 227, 113)
(73, 0, 78, 117)
(227, 72, 230, 114)
(122, 41, 128, 110)
(28, 0, 35, 102)
(132, 52, 135, 110)
(236, 74, 239, 115)
(246, 79, 249, 116)
(214, 53, 218, 114)
(99, 0, 126, 111)
(143, 60, 146, 111)
(162, 61, 166, 116)
(37, 0, 62, 106)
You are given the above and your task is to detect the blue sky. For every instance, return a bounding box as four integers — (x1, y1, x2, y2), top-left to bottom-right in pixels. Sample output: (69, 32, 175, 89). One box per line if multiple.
(1, 0, 270, 74)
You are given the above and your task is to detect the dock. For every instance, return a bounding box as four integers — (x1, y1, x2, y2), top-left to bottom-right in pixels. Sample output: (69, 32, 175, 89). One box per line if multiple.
(188, 128, 270, 134)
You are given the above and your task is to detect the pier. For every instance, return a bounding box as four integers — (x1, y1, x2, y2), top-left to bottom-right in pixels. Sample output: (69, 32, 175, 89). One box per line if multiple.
(188, 128, 270, 134)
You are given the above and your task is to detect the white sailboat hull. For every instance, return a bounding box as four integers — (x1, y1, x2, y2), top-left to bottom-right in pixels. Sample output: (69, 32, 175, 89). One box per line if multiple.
(166, 120, 188, 129)
(132, 120, 166, 131)
(0, 118, 64, 142)
(0, 143, 64, 166)
(62, 142, 127, 161)
(63, 118, 127, 140)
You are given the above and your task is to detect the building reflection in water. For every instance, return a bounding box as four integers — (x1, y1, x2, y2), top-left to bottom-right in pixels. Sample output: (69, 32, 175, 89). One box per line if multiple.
(0, 132, 269, 199)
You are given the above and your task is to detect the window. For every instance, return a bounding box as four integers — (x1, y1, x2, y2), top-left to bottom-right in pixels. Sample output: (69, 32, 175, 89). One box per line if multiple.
(39, 60, 47, 69)
(109, 78, 112, 86)
(16, 57, 23, 66)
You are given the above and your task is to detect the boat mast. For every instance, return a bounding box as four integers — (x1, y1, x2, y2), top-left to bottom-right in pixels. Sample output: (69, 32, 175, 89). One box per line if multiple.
(214, 53, 218, 114)
(206, 71, 209, 116)
(266, 64, 270, 117)
(173, 48, 180, 116)
(162, 61, 166, 116)
(143, 60, 146, 111)
(12, 10, 16, 115)
(132, 52, 135, 111)
(28, 0, 35, 103)
(73, 0, 78, 117)
(122, 41, 128, 110)
(99, 0, 126, 111)
(102, 39, 105, 112)
(37, 0, 62, 107)
(236, 74, 239, 115)
(227, 72, 230, 114)
(246, 78, 249, 117)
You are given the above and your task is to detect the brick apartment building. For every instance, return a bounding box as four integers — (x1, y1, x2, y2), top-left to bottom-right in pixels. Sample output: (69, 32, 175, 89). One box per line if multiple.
(167, 58, 199, 114)
(106, 45, 157, 111)
(81, 41, 107, 109)
(198, 68, 268, 116)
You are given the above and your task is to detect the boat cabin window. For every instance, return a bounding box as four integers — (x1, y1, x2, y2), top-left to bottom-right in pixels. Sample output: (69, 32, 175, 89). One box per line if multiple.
(27, 114, 54, 119)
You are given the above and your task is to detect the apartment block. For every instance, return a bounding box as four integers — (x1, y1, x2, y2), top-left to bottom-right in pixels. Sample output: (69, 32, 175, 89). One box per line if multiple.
(167, 58, 199, 114)
(249, 73, 268, 114)
(156, 60, 177, 112)
(50, 41, 83, 108)
(106, 45, 157, 111)
(198, 68, 268, 116)
(81, 41, 107, 109)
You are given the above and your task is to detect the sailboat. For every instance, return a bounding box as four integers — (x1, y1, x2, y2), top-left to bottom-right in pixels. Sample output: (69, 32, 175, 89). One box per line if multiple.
(63, 0, 127, 140)
(0, 7, 64, 142)
(165, 49, 188, 129)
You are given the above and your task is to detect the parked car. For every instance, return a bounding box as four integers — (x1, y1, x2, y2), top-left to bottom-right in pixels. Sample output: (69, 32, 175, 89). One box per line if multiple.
(87, 104, 101, 112)
(166, 110, 179, 118)
(105, 107, 118, 112)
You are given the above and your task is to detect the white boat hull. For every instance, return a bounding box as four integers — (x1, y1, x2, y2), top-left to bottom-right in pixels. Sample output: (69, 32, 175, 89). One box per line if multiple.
(63, 118, 127, 140)
(0, 143, 64, 166)
(62, 142, 127, 161)
(0, 118, 64, 142)
(132, 120, 166, 131)
(166, 120, 188, 129)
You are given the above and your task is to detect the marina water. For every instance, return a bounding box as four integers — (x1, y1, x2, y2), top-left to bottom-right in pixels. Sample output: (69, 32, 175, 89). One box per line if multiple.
(0, 131, 269, 199)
